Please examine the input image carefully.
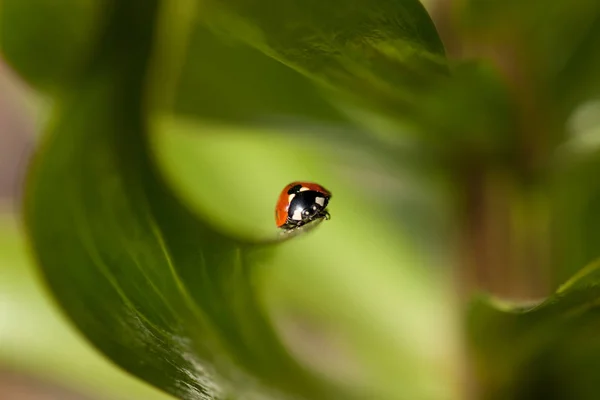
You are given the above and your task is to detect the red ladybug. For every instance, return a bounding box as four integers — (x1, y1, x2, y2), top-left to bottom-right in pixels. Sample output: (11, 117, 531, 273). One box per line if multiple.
(275, 182, 332, 230)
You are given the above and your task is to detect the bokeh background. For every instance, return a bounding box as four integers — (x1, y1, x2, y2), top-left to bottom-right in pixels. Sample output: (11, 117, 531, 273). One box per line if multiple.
(3, 0, 600, 399)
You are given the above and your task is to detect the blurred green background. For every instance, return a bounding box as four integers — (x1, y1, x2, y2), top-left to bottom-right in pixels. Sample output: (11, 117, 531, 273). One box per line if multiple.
(3, 0, 600, 399)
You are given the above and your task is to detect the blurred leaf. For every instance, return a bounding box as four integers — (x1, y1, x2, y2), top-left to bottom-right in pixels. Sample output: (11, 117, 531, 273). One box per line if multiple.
(554, 12, 600, 116)
(0, 0, 348, 127)
(197, 0, 449, 126)
(169, 0, 522, 159)
(0, 0, 355, 127)
(0, 216, 174, 400)
(550, 142, 600, 281)
(0, 0, 407, 160)
(0, 0, 105, 93)
(457, 0, 600, 120)
(469, 258, 600, 400)
(186, 0, 521, 155)
(1, 0, 517, 154)
(137, 0, 456, 154)
(415, 60, 518, 154)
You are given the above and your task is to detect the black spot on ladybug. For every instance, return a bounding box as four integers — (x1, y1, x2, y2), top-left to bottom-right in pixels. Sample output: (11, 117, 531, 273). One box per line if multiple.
(287, 184, 303, 195)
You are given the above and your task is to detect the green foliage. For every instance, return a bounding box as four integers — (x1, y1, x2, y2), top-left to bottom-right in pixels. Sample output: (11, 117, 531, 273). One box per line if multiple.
(0, 0, 104, 93)
(469, 259, 600, 400)
(198, 0, 448, 117)
(3, 0, 600, 399)
(0, 217, 173, 400)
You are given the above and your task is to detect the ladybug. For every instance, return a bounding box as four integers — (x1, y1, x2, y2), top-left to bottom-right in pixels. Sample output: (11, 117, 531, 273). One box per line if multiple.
(275, 182, 332, 230)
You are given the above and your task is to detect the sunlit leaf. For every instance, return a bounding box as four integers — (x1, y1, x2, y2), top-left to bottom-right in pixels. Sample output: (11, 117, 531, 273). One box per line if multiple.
(197, 0, 449, 128)
(172, 22, 348, 126)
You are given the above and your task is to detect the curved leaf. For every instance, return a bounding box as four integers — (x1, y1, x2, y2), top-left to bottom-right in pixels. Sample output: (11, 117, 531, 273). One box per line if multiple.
(172, 21, 348, 125)
(198, 0, 449, 125)
(22, 2, 319, 399)
(0, 0, 399, 161)
(186, 0, 518, 155)
(469, 258, 600, 399)
(23, 1, 461, 399)
(0, 0, 348, 127)
(0, 217, 173, 400)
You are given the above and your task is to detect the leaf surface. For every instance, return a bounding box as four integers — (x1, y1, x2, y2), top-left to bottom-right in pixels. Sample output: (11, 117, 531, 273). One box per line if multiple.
(22, 1, 460, 400)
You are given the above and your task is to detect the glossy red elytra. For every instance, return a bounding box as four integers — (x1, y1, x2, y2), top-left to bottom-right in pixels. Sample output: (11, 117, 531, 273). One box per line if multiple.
(275, 182, 332, 231)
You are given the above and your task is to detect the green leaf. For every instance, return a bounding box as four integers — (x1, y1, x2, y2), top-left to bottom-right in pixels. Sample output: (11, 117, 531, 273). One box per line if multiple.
(554, 14, 600, 123)
(197, 0, 449, 126)
(172, 22, 349, 126)
(23, 1, 461, 399)
(23, 2, 322, 398)
(0, 216, 173, 400)
(182, 0, 518, 155)
(0, 0, 105, 93)
(469, 259, 600, 399)
(550, 143, 600, 282)
(0, 0, 354, 128)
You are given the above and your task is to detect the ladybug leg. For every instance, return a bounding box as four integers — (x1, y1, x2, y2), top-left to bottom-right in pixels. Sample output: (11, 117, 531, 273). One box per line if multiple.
(281, 219, 303, 231)
(316, 210, 330, 220)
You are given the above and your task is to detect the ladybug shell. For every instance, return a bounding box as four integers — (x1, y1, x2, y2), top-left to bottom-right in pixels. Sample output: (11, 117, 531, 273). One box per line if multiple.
(275, 182, 331, 228)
